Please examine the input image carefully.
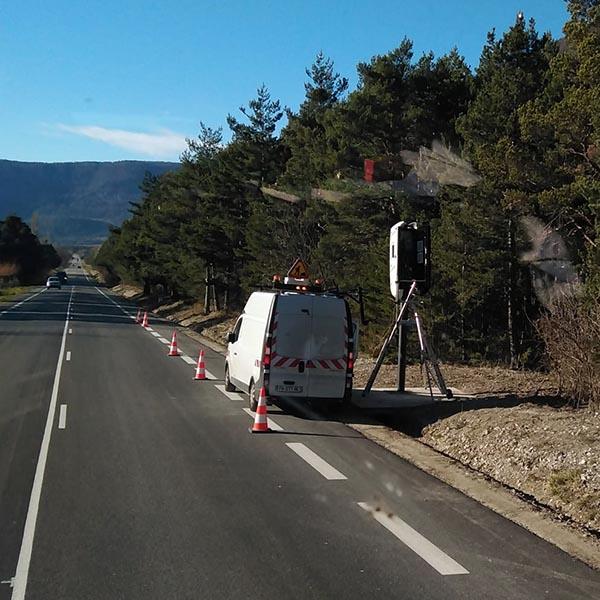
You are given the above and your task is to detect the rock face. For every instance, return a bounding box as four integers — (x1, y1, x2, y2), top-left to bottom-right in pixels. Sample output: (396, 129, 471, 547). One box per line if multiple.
(422, 404, 600, 532)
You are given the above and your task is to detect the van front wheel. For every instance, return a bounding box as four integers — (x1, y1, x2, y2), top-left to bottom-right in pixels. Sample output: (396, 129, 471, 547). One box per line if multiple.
(248, 380, 258, 412)
(224, 365, 236, 392)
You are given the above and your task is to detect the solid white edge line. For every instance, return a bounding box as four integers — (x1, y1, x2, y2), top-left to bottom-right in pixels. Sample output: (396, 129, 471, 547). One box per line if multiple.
(58, 405, 67, 430)
(150, 331, 161, 337)
(94, 286, 217, 378)
(285, 442, 347, 480)
(357, 502, 469, 575)
(242, 407, 284, 431)
(11, 288, 73, 600)
(215, 384, 244, 401)
(0, 288, 45, 317)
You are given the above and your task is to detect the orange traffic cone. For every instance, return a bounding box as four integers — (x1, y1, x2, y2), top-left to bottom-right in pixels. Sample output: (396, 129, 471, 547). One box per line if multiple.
(168, 330, 179, 356)
(141, 311, 149, 328)
(250, 387, 271, 433)
(135, 308, 141, 323)
(194, 349, 206, 380)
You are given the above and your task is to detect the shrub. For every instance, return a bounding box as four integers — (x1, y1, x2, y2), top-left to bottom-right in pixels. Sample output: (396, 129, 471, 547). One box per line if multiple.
(536, 294, 600, 408)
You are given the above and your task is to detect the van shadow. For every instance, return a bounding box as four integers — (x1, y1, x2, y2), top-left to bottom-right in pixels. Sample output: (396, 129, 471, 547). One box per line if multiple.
(272, 390, 567, 438)
(271, 395, 380, 428)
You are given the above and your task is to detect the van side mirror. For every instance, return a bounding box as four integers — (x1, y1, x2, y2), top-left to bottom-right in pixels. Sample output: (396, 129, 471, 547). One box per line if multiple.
(227, 331, 236, 343)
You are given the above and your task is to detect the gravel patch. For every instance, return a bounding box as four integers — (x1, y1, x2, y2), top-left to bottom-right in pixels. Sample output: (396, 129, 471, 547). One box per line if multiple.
(421, 404, 600, 533)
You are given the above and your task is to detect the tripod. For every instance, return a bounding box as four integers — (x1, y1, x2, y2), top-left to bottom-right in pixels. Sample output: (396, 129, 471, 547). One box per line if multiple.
(362, 281, 452, 399)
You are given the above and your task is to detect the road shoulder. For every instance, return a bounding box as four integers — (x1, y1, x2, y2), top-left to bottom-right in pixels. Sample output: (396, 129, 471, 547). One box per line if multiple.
(348, 420, 600, 570)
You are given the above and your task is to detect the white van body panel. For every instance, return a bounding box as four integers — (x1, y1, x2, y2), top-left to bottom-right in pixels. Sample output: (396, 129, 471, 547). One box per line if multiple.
(227, 292, 273, 392)
(226, 291, 349, 400)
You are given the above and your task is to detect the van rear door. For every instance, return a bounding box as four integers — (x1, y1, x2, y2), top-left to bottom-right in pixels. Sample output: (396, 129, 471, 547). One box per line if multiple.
(269, 294, 311, 397)
(307, 296, 347, 399)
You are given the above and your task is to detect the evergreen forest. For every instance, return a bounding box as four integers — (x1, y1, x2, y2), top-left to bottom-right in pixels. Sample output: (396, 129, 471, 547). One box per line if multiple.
(95, 2, 599, 375)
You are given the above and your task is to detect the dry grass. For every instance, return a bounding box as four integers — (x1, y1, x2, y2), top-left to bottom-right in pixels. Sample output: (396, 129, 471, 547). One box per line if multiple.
(353, 358, 559, 396)
(422, 405, 600, 531)
(0, 286, 27, 301)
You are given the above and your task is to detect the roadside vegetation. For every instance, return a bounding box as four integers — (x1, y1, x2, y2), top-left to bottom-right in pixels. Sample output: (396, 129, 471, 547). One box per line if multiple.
(0, 285, 28, 301)
(0, 215, 61, 289)
(94, 2, 598, 408)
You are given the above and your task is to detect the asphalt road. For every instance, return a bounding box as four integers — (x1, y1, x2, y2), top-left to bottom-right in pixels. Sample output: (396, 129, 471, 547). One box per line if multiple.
(1, 269, 599, 600)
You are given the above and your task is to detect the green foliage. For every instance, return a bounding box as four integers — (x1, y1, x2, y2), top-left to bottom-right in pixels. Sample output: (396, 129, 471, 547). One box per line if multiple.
(95, 7, 598, 369)
(325, 41, 473, 177)
(226, 85, 286, 186)
(519, 2, 600, 290)
(280, 52, 348, 189)
(0, 215, 61, 283)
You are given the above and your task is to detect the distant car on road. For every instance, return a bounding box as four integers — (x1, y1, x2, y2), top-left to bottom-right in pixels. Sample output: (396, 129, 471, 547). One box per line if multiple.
(55, 271, 68, 283)
(46, 276, 61, 289)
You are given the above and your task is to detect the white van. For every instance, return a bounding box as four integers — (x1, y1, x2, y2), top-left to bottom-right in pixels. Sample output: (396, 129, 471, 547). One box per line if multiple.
(225, 290, 356, 410)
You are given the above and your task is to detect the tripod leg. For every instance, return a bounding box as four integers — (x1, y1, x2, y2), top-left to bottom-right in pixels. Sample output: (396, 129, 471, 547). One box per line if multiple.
(363, 282, 417, 396)
(415, 311, 435, 399)
(415, 310, 453, 399)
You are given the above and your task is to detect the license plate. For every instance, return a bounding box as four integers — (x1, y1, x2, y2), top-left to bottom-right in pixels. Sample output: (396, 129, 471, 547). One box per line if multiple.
(275, 384, 303, 393)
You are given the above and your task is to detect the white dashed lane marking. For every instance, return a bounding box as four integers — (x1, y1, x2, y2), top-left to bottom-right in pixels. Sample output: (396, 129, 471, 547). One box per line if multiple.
(215, 385, 244, 401)
(180, 355, 196, 365)
(286, 442, 347, 480)
(65, 351, 71, 362)
(58, 405, 67, 430)
(357, 502, 469, 576)
(243, 408, 284, 431)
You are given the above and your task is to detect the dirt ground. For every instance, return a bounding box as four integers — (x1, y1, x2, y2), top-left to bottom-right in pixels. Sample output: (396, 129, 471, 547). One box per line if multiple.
(352, 359, 560, 396)
(421, 404, 600, 533)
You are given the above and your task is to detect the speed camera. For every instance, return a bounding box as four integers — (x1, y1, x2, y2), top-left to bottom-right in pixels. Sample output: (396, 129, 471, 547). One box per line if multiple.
(389, 221, 431, 300)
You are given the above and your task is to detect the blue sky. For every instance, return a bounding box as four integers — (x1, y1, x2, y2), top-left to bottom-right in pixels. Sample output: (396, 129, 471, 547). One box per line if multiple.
(0, 1, 569, 163)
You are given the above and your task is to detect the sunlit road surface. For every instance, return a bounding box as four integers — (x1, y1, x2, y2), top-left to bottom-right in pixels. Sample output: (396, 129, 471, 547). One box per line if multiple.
(0, 270, 598, 600)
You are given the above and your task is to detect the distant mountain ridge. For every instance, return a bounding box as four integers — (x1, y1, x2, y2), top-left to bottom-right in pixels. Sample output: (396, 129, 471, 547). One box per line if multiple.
(0, 159, 179, 245)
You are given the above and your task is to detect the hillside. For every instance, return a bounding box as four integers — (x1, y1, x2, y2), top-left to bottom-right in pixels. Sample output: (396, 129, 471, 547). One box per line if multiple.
(0, 159, 179, 245)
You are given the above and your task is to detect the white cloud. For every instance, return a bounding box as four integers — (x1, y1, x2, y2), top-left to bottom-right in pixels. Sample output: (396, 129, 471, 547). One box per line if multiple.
(57, 124, 187, 157)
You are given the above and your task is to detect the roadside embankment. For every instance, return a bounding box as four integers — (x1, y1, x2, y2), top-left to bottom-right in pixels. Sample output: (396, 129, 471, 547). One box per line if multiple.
(353, 359, 598, 536)
(421, 404, 600, 533)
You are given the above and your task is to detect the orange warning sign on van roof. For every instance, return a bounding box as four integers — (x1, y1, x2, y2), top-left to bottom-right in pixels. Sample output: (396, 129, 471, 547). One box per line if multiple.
(287, 258, 309, 279)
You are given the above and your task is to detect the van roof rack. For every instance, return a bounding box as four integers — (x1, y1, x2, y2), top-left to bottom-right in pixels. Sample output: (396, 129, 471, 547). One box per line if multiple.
(272, 280, 324, 294)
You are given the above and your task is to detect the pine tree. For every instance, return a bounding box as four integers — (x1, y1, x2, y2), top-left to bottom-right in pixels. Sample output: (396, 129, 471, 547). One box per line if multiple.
(457, 14, 556, 367)
(519, 0, 600, 294)
(279, 52, 348, 189)
(226, 85, 285, 186)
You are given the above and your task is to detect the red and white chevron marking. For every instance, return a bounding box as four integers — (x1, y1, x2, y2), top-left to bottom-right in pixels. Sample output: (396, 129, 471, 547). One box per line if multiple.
(270, 355, 347, 369)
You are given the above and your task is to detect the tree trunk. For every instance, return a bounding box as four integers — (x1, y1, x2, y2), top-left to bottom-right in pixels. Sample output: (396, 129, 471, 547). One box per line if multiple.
(204, 266, 210, 315)
(210, 264, 219, 312)
(507, 216, 519, 368)
(461, 243, 466, 362)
